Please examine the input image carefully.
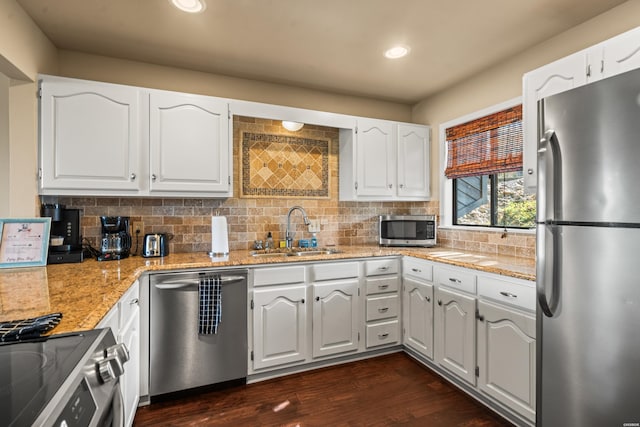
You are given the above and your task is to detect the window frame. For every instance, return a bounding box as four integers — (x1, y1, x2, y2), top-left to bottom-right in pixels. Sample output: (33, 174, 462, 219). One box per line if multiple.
(439, 97, 535, 233)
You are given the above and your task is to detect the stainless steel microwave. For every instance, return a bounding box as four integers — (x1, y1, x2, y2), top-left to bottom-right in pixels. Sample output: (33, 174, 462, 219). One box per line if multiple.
(379, 215, 436, 247)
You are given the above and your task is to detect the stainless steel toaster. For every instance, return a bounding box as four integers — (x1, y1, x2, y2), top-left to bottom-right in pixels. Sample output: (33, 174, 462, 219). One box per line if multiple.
(142, 233, 169, 257)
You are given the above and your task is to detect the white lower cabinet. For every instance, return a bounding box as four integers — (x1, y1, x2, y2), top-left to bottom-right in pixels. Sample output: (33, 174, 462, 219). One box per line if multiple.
(477, 299, 536, 423)
(249, 258, 402, 374)
(402, 257, 435, 360)
(252, 285, 308, 370)
(312, 278, 359, 358)
(434, 286, 477, 386)
(402, 276, 434, 359)
(96, 280, 140, 427)
(364, 258, 401, 348)
(118, 283, 140, 427)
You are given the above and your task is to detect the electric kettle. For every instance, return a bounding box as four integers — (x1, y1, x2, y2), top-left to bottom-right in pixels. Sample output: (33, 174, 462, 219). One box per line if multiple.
(142, 233, 170, 258)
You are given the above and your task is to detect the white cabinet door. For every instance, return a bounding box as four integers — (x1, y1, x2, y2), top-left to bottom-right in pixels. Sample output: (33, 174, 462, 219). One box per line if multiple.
(149, 91, 230, 194)
(402, 277, 434, 359)
(356, 118, 395, 197)
(39, 79, 141, 193)
(119, 302, 140, 427)
(253, 285, 307, 370)
(312, 279, 359, 358)
(396, 124, 430, 198)
(522, 51, 587, 191)
(434, 286, 476, 385)
(602, 26, 640, 79)
(477, 300, 536, 423)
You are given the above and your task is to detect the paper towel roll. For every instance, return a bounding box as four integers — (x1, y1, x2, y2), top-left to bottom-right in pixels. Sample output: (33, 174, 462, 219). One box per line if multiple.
(210, 215, 229, 255)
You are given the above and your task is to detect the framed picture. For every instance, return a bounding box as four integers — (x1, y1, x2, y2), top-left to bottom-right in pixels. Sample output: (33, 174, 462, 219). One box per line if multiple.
(0, 218, 51, 268)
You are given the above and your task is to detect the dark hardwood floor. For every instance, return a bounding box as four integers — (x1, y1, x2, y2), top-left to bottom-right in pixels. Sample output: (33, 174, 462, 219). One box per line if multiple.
(134, 352, 513, 426)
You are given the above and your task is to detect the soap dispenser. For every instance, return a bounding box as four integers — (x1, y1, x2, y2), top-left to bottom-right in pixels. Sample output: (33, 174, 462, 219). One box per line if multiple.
(311, 232, 318, 248)
(265, 231, 274, 249)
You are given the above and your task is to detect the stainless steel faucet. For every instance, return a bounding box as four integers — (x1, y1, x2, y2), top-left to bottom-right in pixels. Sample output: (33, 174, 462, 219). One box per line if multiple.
(285, 206, 310, 248)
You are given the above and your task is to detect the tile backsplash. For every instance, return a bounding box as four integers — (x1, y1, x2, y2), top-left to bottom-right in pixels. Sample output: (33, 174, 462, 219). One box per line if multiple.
(49, 116, 535, 259)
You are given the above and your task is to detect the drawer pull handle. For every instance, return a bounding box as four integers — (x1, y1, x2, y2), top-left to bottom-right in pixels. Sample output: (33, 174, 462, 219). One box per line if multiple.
(378, 307, 389, 313)
(449, 278, 462, 284)
(378, 333, 389, 339)
(378, 284, 389, 289)
(130, 298, 139, 305)
(412, 268, 421, 273)
(378, 266, 389, 271)
(500, 291, 518, 298)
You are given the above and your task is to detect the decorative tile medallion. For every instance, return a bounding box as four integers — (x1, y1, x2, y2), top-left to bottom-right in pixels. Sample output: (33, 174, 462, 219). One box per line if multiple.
(241, 132, 330, 198)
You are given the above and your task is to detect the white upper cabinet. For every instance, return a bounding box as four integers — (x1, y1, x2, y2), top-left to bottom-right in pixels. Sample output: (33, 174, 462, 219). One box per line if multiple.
(356, 118, 395, 198)
(149, 91, 230, 195)
(522, 26, 640, 191)
(340, 118, 431, 201)
(39, 78, 142, 194)
(397, 124, 430, 198)
(39, 75, 232, 197)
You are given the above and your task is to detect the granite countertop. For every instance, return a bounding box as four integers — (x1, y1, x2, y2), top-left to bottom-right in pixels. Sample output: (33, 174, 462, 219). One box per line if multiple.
(0, 245, 534, 335)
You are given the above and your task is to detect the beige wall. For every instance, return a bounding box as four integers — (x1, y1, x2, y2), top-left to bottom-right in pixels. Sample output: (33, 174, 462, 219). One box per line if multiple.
(0, 73, 8, 217)
(56, 51, 412, 122)
(412, 0, 640, 199)
(0, 0, 57, 216)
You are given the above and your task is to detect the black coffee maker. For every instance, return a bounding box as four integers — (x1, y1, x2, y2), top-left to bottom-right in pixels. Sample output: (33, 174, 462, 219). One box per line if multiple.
(98, 216, 132, 261)
(41, 204, 85, 264)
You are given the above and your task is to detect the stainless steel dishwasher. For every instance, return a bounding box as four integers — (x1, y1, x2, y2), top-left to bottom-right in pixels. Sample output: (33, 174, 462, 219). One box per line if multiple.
(149, 269, 247, 398)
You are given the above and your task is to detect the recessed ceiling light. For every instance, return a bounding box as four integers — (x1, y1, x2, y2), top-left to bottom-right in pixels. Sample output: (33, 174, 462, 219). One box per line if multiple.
(384, 45, 410, 59)
(171, 0, 206, 13)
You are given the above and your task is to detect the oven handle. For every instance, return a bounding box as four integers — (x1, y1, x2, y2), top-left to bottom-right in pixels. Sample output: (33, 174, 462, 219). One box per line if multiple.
(111, 380, 125, 427)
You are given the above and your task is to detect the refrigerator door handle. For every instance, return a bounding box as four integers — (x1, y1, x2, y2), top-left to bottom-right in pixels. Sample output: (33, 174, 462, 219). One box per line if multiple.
(537, 128, 562, 222)
(537, 224, 561, 317)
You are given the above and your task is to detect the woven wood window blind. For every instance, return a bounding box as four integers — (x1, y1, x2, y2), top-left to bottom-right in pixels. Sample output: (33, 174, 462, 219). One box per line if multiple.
(445, 105, 523, 179)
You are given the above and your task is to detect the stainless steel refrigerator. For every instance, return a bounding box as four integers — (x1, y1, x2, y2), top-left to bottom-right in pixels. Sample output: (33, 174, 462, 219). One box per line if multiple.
(537, 67, 640, 426)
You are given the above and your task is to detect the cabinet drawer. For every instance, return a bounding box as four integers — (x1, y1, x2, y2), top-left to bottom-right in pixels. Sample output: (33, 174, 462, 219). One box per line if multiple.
(434, 265, 476, 294)
(366, 320, 400, 348)
(366, 294, 399, 321)
(119, 281, 140, 327)
(403, 257, 433, 282)
(365, 258, 399, 276)
(311, 262, 359, 281)
(253, 266, 306, 287)
(478, 275, 536, 312)
(365, 276, 399, 295)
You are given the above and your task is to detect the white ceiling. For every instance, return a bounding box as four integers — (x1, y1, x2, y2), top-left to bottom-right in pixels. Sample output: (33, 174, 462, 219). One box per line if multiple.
(16, 0, 628, 104)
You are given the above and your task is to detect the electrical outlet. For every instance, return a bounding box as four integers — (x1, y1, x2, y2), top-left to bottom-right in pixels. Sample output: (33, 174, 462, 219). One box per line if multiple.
(308, 219, 321, 233)
(132, 221, 144, 235)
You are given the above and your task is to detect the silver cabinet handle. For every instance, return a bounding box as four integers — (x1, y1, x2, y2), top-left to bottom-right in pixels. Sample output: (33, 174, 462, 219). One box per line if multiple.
(449, 278, 462, 284)
(378, 333, 389, 339)
(378, 307, 389, 313)
(499, 291, 518, 298)
(378, 266, 389, 271)
(411, 268, 421, 273)
(378, 284, 389, 289)
(151, 174, 157, 182)
(130, 298, 139, 305)
(130, 173, 136, 181)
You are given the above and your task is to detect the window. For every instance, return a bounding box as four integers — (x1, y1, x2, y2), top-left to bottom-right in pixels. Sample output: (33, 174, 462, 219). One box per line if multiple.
(444, 104, 535, 229)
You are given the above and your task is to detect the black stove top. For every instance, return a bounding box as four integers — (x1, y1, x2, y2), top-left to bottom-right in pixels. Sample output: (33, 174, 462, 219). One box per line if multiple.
(0, 331, 98, 426)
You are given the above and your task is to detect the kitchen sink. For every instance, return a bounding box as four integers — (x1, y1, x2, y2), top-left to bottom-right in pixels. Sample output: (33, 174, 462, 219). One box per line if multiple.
(250, 248, 341, 258)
